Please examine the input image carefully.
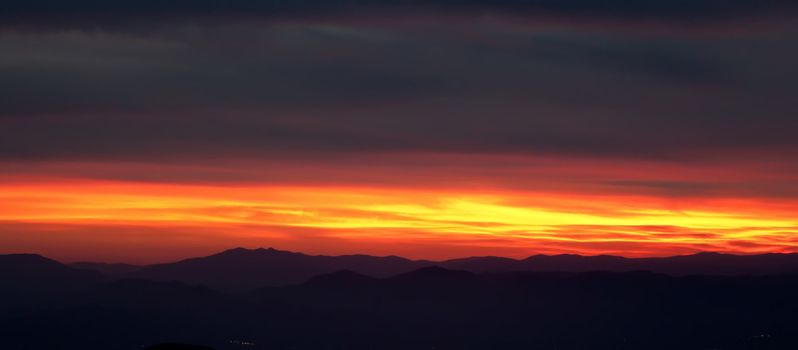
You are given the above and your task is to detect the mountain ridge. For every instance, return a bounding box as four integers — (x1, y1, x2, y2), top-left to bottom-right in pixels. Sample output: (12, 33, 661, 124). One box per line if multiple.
(7, 248, 798, 292)
(4, 250, 798, 349)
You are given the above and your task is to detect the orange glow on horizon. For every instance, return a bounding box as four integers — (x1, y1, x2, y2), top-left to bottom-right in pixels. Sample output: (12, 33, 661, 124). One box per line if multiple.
(1, 179, 796, 263)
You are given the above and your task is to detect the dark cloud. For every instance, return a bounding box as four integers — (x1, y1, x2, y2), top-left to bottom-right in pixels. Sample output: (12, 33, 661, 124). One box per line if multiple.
(2, 0, 796, 23)
(0, 6, 797, 164)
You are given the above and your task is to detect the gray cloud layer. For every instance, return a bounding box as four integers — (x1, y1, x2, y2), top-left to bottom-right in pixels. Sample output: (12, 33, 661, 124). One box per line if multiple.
(2, 18, 797, 162)
(4, 0, 796, 21)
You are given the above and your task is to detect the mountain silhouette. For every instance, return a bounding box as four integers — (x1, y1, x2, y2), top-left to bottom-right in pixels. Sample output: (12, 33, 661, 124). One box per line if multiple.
(3, 253, 798, 349)
(249, 267, 798, 350)
(445, 251, 798, 275)
(388, 265, 478, 286)
(78, 279, 224, 310)
(70, 261, 142, 275)
(0, 254, 100, 280)
(9, 249, 798, 295)
(127, 247, 431, 291)
(303, 269, 377, 288)
(110, 248, 798, 291)
(439, 255, 518, 272)
(511, 251, 798, 275)
(0, 254, 102, 295)
(0, 254, 104, 316)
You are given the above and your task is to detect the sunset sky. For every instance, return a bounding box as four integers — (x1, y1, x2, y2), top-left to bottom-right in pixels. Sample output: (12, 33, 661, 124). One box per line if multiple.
(2, 0, 798, 263)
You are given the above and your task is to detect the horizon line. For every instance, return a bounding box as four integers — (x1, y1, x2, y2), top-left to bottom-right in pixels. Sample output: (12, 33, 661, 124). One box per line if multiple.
(5, 246, 797, 266)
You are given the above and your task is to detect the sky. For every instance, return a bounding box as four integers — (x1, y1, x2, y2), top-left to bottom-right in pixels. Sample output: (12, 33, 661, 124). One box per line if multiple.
(1, 0, 798, 263)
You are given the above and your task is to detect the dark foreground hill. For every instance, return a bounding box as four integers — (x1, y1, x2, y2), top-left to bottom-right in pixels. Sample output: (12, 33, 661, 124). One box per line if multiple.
(113, 248, 798, 291)
(0, 254, 104, 313)
(0, 254, 103, 292)
(146, 344, 214, 350)
(2, 252, 798, 349)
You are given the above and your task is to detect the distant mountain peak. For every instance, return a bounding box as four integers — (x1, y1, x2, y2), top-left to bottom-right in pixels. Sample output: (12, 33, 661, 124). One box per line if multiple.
(0, 253, 53, 262)
(0, 253, 103, 294)
(0, 253, 70, 270)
